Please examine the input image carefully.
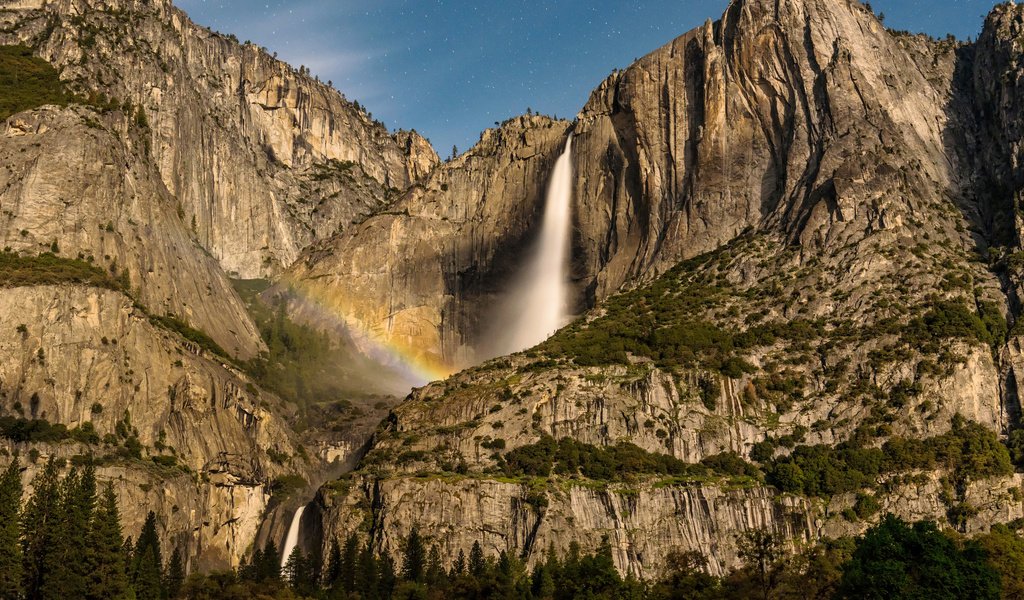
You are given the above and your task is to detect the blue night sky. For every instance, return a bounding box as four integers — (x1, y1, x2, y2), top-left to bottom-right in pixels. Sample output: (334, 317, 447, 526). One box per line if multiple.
(176, 0, 1001, 156)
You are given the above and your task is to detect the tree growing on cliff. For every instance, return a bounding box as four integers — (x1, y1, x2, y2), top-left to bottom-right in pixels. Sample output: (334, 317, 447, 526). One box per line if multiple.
(0, 453, 23, 598)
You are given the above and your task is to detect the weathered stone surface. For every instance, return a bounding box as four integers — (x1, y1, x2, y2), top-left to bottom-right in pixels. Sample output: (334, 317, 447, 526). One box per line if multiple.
(283, 116, 570, 373)
(0, 0, 439, 278)
(0, 285, 311, 568)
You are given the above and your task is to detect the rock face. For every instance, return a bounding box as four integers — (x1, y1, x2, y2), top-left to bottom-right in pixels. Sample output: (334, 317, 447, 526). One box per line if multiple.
(0, 0, 442, 570)
(0, 0, 439, 278)
(283, 0, 999, 373)
(4, 0, 1024, 581)
(308, 0, 1024, 578)
(283, 116, 570, 374)
(0, 284, 309, 570)
(0, 106, 262, 358)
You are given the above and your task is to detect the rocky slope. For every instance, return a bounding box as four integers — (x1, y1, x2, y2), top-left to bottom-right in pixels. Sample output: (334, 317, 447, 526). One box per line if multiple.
(305, 0, 1024, 578)
(0, 0, 441, 572)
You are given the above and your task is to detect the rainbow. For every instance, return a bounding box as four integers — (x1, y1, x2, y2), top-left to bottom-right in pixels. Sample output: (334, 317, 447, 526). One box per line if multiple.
(281, 278, 457, 388)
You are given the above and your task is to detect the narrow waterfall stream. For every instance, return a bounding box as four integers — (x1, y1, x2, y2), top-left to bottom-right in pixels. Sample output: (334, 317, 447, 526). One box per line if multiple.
(280, 505, 306, 568)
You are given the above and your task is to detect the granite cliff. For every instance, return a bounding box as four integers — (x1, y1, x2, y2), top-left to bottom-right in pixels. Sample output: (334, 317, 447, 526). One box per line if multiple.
(301, 0, 1024, 578)
(3, 0, 1024, 582)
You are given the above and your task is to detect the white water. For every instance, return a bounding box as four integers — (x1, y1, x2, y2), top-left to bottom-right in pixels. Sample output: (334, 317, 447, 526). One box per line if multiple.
(280, 505, 306, 568)
(485, 135, 574, 357)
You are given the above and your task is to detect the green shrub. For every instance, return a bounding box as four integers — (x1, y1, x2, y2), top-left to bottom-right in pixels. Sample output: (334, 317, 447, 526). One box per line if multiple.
(0, 45, 71, 120)
(0, 251, 127, 291)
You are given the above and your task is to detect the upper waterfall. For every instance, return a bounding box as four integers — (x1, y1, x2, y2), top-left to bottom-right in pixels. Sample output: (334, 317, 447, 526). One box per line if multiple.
(485, 134, 574, 358)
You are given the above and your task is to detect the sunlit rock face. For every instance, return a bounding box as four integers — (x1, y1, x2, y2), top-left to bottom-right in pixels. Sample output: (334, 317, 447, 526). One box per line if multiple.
(282, 0, 995, 372)
(310, 0, 1024, 578)
(0, 0, 439, 279)
(281, 115, 572, 377)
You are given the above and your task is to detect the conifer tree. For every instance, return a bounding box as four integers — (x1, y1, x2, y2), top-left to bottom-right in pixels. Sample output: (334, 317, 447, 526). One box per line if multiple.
(85, 484, 133, 600)
(325, 538, 342, 589)
(425, 545, 446, 587)
(401, 527, 426, 582)
(378, 551, 397, 599)
(469, 541, 486, 576)
(43, 465, 96, 599)
(451, 549, 466, 578)
(284, 546, 310, 593)
(165, 547, 185, 599)
(260, 540, 282, 582)
(341, 534, 358, 593)
(132, 511, 165, 600)
(240, 549, 261, 582)
(21, 456, 61, 598)
(356, 544, 379, 600)
(0, 453, 23, 599)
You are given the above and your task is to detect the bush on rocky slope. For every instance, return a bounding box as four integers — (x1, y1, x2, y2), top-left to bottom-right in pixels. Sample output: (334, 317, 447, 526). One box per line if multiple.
(0, 45, 70, 120)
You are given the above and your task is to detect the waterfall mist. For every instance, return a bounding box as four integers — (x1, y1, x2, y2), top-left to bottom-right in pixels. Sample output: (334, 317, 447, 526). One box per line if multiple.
(482, 134, 574, 359)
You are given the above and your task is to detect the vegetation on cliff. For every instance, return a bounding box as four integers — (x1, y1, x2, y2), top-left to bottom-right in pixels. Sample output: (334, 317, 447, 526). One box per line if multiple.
(0, 45, 71, 120)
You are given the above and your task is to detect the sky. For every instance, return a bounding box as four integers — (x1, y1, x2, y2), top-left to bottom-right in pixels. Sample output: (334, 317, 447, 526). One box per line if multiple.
(177, 0, 1002, 156)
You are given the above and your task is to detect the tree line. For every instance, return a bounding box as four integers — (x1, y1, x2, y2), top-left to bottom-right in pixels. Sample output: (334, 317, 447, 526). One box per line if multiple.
(0, 454, 183, 600)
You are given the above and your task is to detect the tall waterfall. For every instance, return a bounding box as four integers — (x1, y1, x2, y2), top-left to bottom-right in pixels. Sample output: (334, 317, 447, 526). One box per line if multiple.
(280, 505, 306, 568)
(485, 135, 574, 358)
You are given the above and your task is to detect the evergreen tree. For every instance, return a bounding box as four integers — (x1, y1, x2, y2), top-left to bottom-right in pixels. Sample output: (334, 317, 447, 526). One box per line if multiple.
(450, 549, 466, 578)
(325, 538, 342, 589)
(21, 456, 61, 598)
(356, 544, 379, 600)
(425, 545, 446, 587)
(284, 546, 312, 594)
(0, 453, 23, 599)
(165, 547, 185, 599)
(378, 551, 397, 599)
(259, 540, 282, 582)
(132, 511, 164, 600)
(401, 527, 426, 583)
(42, 465, 96, 599)
(469, 541, 486, 576)
(340, 534, 358, 593)
(85, 484, 133, 600)
(239, 550, 258, 582)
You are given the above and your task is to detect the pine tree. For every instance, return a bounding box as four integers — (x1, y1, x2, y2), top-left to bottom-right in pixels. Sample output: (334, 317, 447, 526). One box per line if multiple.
(165, 547, 185, 599)
(284, 546, 312, 593)
(451, 549, 466, 578)
(21, 456, 61, 598)
(0, 453, 23, 599)
(132, 511, 164, 600)
(469, 541, 486, 576)
(85, 484, 133, 600)
(401, 527, 426, 582)
(378, 551, 397, 599)
(341, 534, 358, 593)
(425, 545, 445, 587)
(325, 538, 342, 589)
(260, 540, 282, 582)
(42, 465, 96, 599)
(356, 544, 379, 600)
(240, 549, 262, 582)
